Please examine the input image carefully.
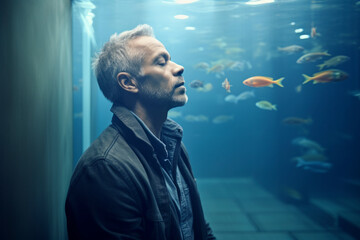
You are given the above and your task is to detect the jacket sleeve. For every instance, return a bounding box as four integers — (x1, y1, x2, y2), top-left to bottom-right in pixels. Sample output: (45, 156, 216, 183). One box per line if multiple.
(65, 159, 144, 240)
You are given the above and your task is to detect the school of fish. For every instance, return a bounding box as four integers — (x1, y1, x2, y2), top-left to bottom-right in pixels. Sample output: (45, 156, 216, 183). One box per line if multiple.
(186, 25, 353, 174)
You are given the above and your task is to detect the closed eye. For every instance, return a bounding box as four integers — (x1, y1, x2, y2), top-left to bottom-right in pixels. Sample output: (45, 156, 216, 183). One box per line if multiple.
(157, 59, 166, 66)
(154, 52, 170, 66)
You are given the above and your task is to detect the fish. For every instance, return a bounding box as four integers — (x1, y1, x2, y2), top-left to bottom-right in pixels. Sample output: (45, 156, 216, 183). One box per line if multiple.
(228, 60, 252, 71)
(228, 61, 244, 71)
(292, 137, 325, 152)
(224, 95, 239, 104)
(296, 51, 330, 64)
(317, 55, 350, 70)
(196, 83, 213, 92)
(194, 62, 209, 70)
(222, 78, 231, 92)
(255, 100, 277, 111)
(293, 157, 332, 173)
(243, 76, 285, 88)
(224, 91, 255, 104)
(302, 69, 348, 84)
(207, 63, 225, 73)
(212, 38, 227, 49)
(237, 91, 255, 100)
(282, 117, 312, 125)
(348, 90, 360, 100)
(168, 110, 182, 118)
(184, 115, 209, 122)
(212, 115, 234, 124)
(277, 45, 304, 54)
(297, 149, 328, 162)
(311, 27, 318, 38)
(189, 80, 204, 89)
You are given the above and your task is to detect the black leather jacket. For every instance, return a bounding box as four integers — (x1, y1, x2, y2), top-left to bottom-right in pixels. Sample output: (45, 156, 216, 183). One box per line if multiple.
(65, 105, 215, 240)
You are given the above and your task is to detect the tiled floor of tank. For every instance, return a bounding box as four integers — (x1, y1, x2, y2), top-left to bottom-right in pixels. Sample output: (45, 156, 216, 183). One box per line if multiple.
(197, 178, 356, 240)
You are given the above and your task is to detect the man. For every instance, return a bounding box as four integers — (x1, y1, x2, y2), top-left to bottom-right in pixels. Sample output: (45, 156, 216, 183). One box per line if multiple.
(65, 24, 216, 240)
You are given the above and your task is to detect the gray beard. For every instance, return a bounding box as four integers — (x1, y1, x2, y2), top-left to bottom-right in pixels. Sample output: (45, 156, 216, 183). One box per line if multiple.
(138, 87, 186, 110)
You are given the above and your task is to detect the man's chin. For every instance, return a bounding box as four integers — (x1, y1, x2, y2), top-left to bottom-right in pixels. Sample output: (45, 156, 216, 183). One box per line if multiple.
(171, 95, 188, 108)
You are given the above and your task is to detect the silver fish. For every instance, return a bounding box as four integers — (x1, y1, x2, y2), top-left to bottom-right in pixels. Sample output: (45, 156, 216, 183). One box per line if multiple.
(255, 100, 277, 111)
(294, 157, 332, 173)
(292, 137, 325, 152)
(317, 55, 350, 70)
(189, 80, 204, 88)
(296, 51, 331, 64)
(277, 45, 304, 54)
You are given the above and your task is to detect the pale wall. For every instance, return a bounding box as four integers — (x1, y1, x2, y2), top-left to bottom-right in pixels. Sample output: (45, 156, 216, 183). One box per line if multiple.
(0, 0, 73, 239)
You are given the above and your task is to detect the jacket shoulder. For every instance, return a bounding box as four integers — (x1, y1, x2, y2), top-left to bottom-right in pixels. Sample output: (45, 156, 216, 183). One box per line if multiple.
(71, 125, 146, 185)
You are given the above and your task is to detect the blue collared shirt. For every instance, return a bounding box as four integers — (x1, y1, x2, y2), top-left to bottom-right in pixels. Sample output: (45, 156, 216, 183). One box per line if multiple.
(131, 112, 194, 240)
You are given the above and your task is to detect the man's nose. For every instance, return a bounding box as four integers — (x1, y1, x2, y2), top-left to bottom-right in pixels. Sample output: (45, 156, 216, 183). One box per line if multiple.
(172, 62, 184, 76)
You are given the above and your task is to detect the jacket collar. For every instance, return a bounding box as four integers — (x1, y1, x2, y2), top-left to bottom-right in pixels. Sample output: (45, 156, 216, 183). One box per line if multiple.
(161, 118, 183, 139)
(111, 105, 152, 148)
(110, 104, 183, 151)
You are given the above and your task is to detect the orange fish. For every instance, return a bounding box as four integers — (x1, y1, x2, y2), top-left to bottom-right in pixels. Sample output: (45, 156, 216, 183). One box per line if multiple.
(311, 27, 321, 38)
(243, 76, 285, 88)
(302, 69, 348, 84)
(222, 78, 231, 92)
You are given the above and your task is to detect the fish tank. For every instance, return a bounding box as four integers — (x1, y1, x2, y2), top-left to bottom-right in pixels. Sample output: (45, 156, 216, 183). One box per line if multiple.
(72, 0, 360, 239)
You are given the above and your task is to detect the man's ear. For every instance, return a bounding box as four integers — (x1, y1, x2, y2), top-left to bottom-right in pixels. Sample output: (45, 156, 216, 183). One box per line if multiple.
(117, 72, 139, 93)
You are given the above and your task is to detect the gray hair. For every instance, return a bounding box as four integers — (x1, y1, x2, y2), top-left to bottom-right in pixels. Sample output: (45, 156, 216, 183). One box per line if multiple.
(92, 24, 154, 104)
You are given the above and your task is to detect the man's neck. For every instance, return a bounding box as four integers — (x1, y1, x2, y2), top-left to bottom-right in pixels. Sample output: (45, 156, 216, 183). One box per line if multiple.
(132, 103, 168, 138)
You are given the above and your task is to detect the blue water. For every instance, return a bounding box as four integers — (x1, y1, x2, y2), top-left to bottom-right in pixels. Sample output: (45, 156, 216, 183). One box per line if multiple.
(72, 0, 360, 196)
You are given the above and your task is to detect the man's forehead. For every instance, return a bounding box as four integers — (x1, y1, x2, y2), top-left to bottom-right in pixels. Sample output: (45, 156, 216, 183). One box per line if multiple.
(129, 36, 165, 50)
(129, 36, 169, 60)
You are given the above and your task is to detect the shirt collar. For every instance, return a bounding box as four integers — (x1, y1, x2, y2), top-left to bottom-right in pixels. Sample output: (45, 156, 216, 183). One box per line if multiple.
(130, 111, 184, 159)
(130, 111, 168, 159)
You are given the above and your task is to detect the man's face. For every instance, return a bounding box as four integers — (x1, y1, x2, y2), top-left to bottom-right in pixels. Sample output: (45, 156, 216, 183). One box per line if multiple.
(130, 36, 188, 110)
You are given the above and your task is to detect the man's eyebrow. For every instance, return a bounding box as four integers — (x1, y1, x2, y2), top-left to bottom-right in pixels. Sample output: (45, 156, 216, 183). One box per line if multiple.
(154, 52, 170, 61)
